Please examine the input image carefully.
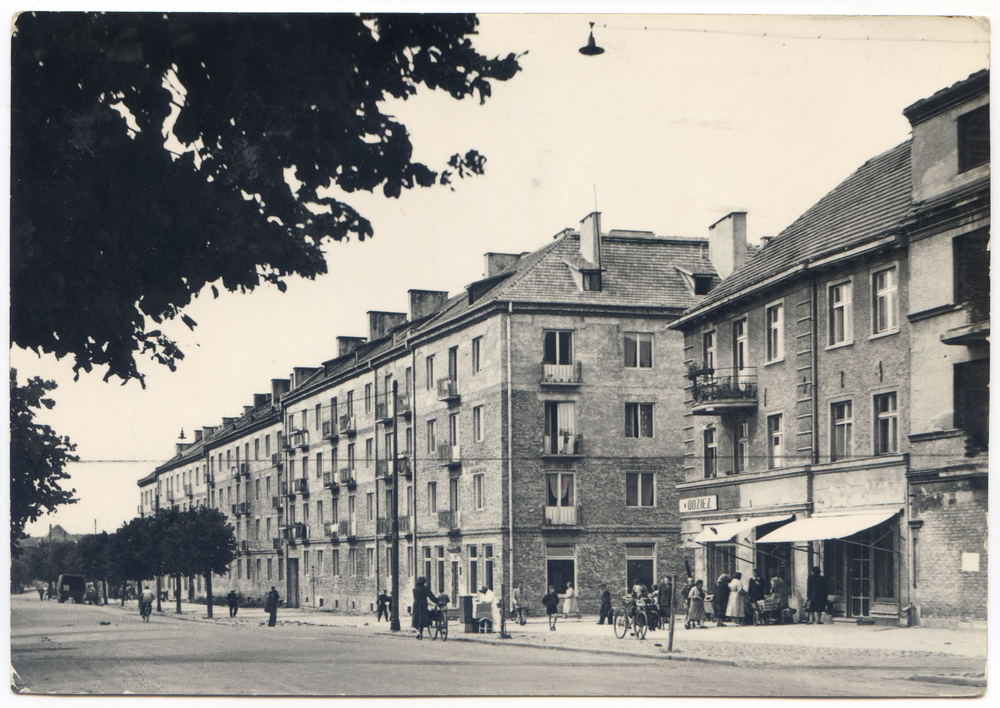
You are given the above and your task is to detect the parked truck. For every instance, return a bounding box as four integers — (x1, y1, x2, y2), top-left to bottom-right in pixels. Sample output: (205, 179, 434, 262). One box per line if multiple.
(56, 574, 86, 603)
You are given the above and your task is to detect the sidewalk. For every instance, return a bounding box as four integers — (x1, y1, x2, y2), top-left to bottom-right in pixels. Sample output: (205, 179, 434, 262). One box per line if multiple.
(116, 601, 988, 673)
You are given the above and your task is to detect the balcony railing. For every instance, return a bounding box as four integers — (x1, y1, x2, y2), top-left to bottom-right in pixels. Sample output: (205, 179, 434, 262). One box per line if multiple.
(290, 430, 310, 452)
(544, 505, 580, 526)
(292, 522, 309, 541)
(540, 362, 583, 385)
(293, 478, 309, 496)
(205, 472, 215, 486)
(397, 394, 412, 418)
(272, 538, 284, 552)
(339, 520, 357, 540)
(184, 483, 193, 497)
(271, 453, 282, 470)
(271, 495, 282, 510)
(377, 516, 411, 537)
(542, 433, 583, 456)
(398, 456, 412, 479)
(690, 367, 759, 414)
(240, 463, 251, 478)
(240, 540, 249, 551)
(339, 468, 356, 488)
(339, 414, 357, 436)
(437, 377, 460, 402)
(230, 466, 240, 480)
(323, 471, 339, 490)
(438, 444, 461, 468)
(322, 420, 339, 439)
(375, 401, 392, 424)
(437, 510, 461, 531)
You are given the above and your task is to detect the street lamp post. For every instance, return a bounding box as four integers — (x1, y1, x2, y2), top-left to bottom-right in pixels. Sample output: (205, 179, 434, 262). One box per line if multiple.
(390, 381, 401, 632)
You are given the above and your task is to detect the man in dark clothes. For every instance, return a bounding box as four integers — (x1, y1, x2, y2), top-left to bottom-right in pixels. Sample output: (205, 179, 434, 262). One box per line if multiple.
(745, 568, 766, 624)
(657, 576, 673, 628)
(597, 584, 613, 625)
(714, 573, 731, 626)
(806, 566, 829, 624)
(227, 590, 239, 618)
(265, 586, 280, 627)
(377, 589, 391, 622)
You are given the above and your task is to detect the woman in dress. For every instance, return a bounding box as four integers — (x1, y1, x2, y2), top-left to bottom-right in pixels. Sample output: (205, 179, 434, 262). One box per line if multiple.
(725, 571, 744, 625)
(685, 579, 707, 629)
(411, 576, 439, 639)
(562, 581, 581, 618)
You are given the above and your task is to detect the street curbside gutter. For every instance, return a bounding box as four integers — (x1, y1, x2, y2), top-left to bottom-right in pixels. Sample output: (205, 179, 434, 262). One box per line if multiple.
(908, 675, 986, 689)
(372, 631, 738, 666)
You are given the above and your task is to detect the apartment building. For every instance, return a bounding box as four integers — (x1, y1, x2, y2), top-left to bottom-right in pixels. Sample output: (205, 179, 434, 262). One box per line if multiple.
(141, 213, 719, 613)
(670, 72, 989, 624)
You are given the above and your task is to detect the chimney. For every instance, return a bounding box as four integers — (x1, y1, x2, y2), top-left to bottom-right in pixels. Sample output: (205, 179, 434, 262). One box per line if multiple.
(337, 337, 367, 358)
(202, 426, 217, 441)
(271, 378, 291, 404)
(708, 212, 747, 280)
(221, 417, 236, 428)
(484, 253, 522, 278)
(292, 367, 319, 388)
(175, 442, 191, 455)
(579, 212, 602, 267)
(408, 290, 449, 321)
(243, 406, 254, 416)
(194, 429, 203, 443)
(760, 236, 773, 247)
(368, 311, 408, 341)
(253, 393, 271, 408)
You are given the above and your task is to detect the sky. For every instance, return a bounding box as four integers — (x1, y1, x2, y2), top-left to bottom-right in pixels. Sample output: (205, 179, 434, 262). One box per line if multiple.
(6, 7, 991, 540)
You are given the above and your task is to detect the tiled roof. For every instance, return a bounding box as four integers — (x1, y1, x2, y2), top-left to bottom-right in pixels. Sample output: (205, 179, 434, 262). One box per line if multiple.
(903, 69, 989, 125)
(679, 140, 912, 321)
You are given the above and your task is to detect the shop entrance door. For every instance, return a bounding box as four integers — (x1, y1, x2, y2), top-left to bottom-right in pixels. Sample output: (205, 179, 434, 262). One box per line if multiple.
(451, 561, 459, 605)
(848, 532, 872, 618)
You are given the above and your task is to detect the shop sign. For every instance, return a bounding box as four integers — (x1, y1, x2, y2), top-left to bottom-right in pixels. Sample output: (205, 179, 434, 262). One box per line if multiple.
(679, 495, 717, 513)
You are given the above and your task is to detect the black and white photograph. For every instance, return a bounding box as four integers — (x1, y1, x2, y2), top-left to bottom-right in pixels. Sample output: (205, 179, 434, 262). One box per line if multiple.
(7, 2, 991, 698)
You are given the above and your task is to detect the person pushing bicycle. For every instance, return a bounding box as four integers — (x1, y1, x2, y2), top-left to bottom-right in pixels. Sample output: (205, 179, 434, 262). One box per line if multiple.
(139, 585, 155, 618)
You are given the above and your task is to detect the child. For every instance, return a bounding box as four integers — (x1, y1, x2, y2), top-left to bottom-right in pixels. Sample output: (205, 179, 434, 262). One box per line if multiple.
(542, 585, 561, 631)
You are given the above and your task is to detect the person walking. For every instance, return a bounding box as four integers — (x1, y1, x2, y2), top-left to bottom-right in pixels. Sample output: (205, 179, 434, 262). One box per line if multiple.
(806, 566, 829, 624)
(745, 569, 766, 624)
(376, 589, 391, 622)
(597, 584, 614, 625)
(37, 587, 45, 601)
(685, 579, 707, 629)
(657, 576, 673, 629)
(265, 586, 280, 627)
(713, 573, 731, 626)
(227, 590, 239, 618)
(512, 583, 527, 626)
(725, 572, 744, 624)
(411, 576, 439, 640)
(562, 581, 581, 619)
(769, 573, 789, 624)
(542, 586, 560, 631)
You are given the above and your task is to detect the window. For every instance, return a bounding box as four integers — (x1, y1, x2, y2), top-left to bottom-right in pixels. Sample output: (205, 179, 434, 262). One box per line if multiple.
(302, 456, 308, 478)
(703, 428, 717, 478)
(347, 443, 355, 470)
(766, 302, 783, 362)
(546, 545, 575, 594)
(828, 281, 853, 345)
(469, 545, 478, 592)
(874, 393, 898, 455)
(543, 330, 573, 365)
(427, 419, 436, 454)
(448, 412, 459, 446)
(346, 390, 354, 416)
(473, 474, 484, 510)
(330, 499, 338, 524)
(365, 438, 373, 467)
(626, 472, 655, 507)
(366, 492, 374, 521)
(626, 545, 655, 591)
(544, 401, 577, 453)
(733, 318, 748, 376)
(703, 331, 716, 369)
(254, 439, 259, 461)
(624, 332, 653, 368)
(734, 422, 749, 475)
(437, 547, 446, 594)
(317, 500, 324, 525)
(331, 549, 340, 576)
(872, 267, 898, 335)
(365, 383, 372, 413)
(349, 548, 358, 576)
(449, 477, 460, 512)
(267, 558, 272, 580)
(367, 548, 375, 577)
(582, 272, 601, 291)
(767, 414, 783, 469)
(266, 476, 271, 496)
(472, 406, 483, 442)
(428, 482, 437, 514)
(545, 473, 574, 509)
(303, 502, 310, 522)
(625, 403, 654, 438)
(831, 401, 853, 461)
(255, 518, 260, 541)
(317, 550, 324, 575)
(694, 275, 713, 296)
(484, 545, 494, 590)
(426, 355, 435, 390)
(958, 104, 989, 172)
(331, 397, 338, 420)
(316, 452, 322, 479)
(405, 427, 413, 455)
(472, 337, 482, 374)
(264, 434, 271, 457)
(448, 346, 458, 381)
(404, 368, 412, 396)
(316, 404, 322, 430)
(266, 517, 271, 538)
(301, 411, 307, 430)
(424, 547, 432, 584)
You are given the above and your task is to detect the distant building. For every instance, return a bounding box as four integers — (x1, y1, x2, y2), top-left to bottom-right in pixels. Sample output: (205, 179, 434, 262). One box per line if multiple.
(20, 524, 80, 547)
(140, 214, 719, 612)
(670, 71, 989, 625)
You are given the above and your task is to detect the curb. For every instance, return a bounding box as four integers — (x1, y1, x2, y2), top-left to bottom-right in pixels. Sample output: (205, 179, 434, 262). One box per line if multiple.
(372, 630, 737, 666)
(908, 675, 987, 688)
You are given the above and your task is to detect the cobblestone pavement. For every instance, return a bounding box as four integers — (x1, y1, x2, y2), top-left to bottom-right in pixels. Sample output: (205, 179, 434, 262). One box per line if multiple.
(114, 602, 987, 673)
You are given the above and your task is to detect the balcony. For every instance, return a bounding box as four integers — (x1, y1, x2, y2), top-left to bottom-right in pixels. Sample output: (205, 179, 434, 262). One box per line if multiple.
(184, 483, 193, 498)
(323, 471, 339, 491)
(438, 510, 461, 535)
(322, 419, 339, 439)
(240, 463, 251, 478)
(271, 495, 282, 510)
(339, 468, 357, 489)
(271, 453, 283, 471)
(324, 521, 339, 543)
(230, 466, 240, 480)
(290, 430, 310, 452)
(293, 478, 309, 497)
(292, 522, 309, 543)
(240, 540, 248, 551)
(438, 444, 461, 469)
(205, 472, 215, 486)
(437, 377, 460, 402)
(540, 362, 583, 386)
(281, 481, 292, 498)
(375, 401, 392, 425)
(377, 515, 411, 539)
(543, 505, 580, 529)
(542, 433, 583, 457)
(272, 537, 284, 552)
(231, 503, 237, 516)
(397, 394, 412, 419)
(376, 459, 392, 482)
(398, 456, 412, 479)
(689, 367, 759, 415)
(339, 414, 357, 436)
(339, 520, 357, 542)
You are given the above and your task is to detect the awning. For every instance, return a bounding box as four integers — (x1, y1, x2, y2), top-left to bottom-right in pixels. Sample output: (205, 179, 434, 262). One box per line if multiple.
(755, 511, 898, 544)
(692, 514, 793, 544)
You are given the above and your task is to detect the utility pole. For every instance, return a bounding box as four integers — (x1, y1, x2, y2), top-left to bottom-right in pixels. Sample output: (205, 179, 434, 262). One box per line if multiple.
(390, 380, 401, 632)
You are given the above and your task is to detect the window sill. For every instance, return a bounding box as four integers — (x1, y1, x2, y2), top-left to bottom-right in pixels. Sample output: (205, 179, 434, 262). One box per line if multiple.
(625, 505, 657, 509)
(825, 340, 854, 352)
(764, 357, 785, 367)
(868, 329, 899, 341)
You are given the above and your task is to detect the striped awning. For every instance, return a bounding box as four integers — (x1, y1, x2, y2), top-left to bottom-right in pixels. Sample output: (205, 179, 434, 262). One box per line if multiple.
(755, 511, 897, 544)
(692, 514, 794, 544)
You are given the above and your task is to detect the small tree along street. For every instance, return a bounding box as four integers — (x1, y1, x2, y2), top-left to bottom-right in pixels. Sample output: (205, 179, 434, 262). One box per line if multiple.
(11, 13, 522, 386)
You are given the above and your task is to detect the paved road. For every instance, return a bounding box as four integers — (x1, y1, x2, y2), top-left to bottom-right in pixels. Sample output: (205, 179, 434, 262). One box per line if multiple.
(10, 596, 978, 697)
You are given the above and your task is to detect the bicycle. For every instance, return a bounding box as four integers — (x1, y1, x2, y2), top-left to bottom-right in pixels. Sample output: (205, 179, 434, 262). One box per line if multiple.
(140, 601, 152, 622)
(429, 602, 448, 641)
(613, 598, 649, 640)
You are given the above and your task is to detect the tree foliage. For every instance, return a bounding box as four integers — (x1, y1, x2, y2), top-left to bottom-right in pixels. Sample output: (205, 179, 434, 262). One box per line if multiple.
(11, 13, 522, 385)
(9, 370, 79, 557)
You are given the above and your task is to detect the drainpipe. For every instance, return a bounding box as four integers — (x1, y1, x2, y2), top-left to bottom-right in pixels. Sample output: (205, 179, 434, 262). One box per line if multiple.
(808, 274, 820, 574)
(506, 302, 515, 609)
